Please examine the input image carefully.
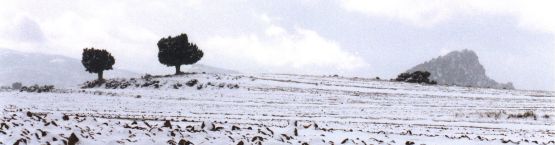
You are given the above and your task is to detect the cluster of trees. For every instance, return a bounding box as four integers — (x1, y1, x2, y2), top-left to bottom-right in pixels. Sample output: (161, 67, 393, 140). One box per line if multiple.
(395, 71, 437, 85)
(82, 33, 203, 81)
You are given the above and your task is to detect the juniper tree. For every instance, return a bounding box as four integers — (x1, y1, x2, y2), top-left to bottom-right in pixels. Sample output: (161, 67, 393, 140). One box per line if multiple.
(157, 33, 204, 75)
(81, 48, 115, 81)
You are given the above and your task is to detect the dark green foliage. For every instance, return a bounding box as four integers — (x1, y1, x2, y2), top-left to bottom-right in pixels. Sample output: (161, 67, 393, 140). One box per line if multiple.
(395, 73, 411, 82)
(81, 48, 115, 80)
(157, 33, 204, 74)
(406, 71, 430, 83)
(395, 71, 436, 85)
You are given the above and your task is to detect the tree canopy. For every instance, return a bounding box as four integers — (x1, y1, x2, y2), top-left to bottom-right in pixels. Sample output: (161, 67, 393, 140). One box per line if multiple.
(157, 33, 203, 74)
(81, 48, 115, 80)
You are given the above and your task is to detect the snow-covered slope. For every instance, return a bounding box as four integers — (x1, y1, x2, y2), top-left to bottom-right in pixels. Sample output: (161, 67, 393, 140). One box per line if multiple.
(407, 49, 514, 89)
(187, 64, 239, 74)
(0, 49, 138, 87)
(1, 73, 553, 145)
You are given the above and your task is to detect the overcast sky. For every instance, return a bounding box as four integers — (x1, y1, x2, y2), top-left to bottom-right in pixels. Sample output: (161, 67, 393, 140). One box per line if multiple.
(0, 0, 554, 91)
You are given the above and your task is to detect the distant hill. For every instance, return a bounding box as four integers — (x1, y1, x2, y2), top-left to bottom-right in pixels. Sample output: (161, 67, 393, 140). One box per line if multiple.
(406, 49, 514, 89)
(187, 64, 239, 74)
(0, 49, 137, 87)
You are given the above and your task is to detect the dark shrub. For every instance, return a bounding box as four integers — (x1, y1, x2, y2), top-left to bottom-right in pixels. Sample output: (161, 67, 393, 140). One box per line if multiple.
(395, 73, 411, 81)
(20, 85, 55, 93)
(81, 80, 104, 88)
(186, 79, 198, 87)
(173, 83, 183, 89)
(508, 111, 537, 120)
(395, 71, 436, 85)
(227, 84, 239, 89)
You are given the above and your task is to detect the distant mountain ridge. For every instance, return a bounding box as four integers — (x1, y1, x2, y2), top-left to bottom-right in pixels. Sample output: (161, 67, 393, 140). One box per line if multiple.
(0, 48, 137, 87)
(407, 49, 514, 89)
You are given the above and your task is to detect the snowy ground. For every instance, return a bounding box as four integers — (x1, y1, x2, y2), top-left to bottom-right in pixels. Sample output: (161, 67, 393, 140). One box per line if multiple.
(1, 73, 554, 145)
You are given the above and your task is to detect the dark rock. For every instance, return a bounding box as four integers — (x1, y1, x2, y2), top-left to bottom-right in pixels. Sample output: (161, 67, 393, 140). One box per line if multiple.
(232, 125, 240, 131)
(178, 139, 193, 145)
(68, 133, 79, 145)
(163, 120, 172, 128)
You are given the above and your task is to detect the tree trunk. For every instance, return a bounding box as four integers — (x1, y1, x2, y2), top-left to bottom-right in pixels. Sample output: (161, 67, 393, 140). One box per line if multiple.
(97, 71, 104, 81)
(175, 65, 181, 75)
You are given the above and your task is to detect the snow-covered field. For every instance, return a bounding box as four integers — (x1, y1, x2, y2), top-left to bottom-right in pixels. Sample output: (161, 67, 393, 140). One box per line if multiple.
(1, 73, 554, 145)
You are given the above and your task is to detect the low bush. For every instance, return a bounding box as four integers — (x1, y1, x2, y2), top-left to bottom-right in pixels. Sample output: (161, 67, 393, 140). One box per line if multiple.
(105, 79, 132, 89)
(141, 74, 153, 81)
(173, 83, 183, 89)
(395, 71, 437, 85)
(186, 79, 198, 87)
(508, 111, 537, 120)
(20, 85, 55, 93)
(12, 82, 22, 90)
(227, 84, 239, 89)
(81, 80, 104, 88)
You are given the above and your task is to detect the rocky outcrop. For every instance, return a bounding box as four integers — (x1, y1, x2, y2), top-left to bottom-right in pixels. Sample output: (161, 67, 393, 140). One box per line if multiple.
(406, 49, 514, 89)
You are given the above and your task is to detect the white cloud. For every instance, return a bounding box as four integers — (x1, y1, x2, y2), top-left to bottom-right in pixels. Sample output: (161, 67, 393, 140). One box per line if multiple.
(202, 22, 365, 74)
(342, 0, 456, 27)
(342, 0, 555, 33)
